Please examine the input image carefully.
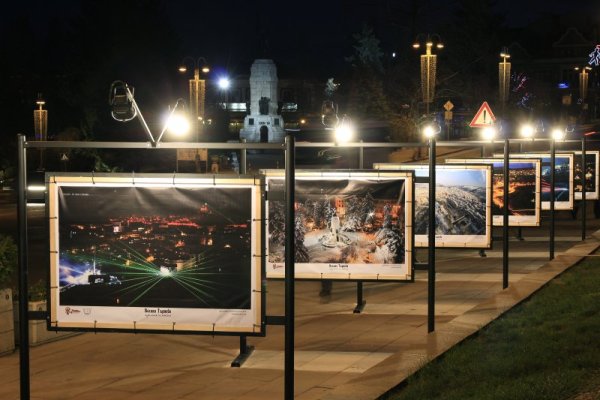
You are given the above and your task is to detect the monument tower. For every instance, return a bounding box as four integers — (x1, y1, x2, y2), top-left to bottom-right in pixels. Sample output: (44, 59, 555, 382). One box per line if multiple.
(239, 59, 285, 143)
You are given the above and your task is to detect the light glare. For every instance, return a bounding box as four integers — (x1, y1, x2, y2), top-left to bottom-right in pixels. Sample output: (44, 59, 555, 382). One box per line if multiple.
(218, 77, 230, 90)
(335, 121, 354, 143)
(481, 126, 496, 141)
(520, 124, 535, 138)
(552, 128, 566, 141)
(167, 114, 190, 136)
(423, 125, 437, 138)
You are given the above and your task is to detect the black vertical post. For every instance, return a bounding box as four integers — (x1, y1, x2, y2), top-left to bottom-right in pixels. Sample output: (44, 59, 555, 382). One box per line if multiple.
(427, 136, 436, 333)
(240, 139, 247, 174)
(550, 139, 555, 260)
(358, 140, 364, 170)
(17, 134, 30, 400)
(356, 140, 364, 312)
(503, 138, 510, 288)
(581, 136, 587, 240)
(284, 135, 295, 400)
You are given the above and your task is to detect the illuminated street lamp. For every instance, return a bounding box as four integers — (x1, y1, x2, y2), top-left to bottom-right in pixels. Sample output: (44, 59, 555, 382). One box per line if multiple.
(413, 34, 443, 115)
(33, 94, 48, 170)
(574, 66, 592, 108)
(179, 56, 210, 141)
(422, 121, 440, 333)
(499, 47, 511, 113)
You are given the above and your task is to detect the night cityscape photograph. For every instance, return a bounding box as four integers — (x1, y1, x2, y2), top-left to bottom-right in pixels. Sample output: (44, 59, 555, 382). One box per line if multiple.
(57, 184, 253, 310)
(1, 1, 600, 399)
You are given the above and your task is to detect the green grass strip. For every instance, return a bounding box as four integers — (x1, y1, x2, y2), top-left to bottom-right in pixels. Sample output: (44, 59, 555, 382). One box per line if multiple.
(381, 257, 600, 400)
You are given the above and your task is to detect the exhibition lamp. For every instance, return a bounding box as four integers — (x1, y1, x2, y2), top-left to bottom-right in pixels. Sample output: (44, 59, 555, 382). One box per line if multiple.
(334, 115, 355, 144)
(156, 99, 191, 143)
(520, 124, 536, 140)
(422, 123, 440, 139)
(481, 126, 497, 141)
(551, 127, 566, 142)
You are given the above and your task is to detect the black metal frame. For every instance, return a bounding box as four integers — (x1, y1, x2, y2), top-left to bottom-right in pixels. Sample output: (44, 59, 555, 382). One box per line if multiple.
(16, 135, 596, 400)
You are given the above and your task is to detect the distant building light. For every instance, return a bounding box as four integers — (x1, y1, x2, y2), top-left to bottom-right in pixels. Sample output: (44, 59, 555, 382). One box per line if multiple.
(558, 82, 569, 89)
(392, 52, 396, 58)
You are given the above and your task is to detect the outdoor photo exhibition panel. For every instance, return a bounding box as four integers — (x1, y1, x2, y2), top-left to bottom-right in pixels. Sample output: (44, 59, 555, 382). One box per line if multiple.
(374, 163, 492, 249)
(48, 174, 264, 335)
(495, 153, 574, 210)
(560, 150, 599, 200)
(445, 158, 541, 227)
(264, 170, 414, 281)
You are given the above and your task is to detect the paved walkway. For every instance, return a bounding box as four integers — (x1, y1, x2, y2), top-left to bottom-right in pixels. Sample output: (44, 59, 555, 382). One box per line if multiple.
(1, 211, 599, 400)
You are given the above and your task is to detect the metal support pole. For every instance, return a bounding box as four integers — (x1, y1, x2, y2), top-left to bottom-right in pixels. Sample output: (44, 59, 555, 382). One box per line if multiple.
(230, 335, 254, 367)
(550, 140, 555, 260)
(581, 136, 587, 240)
(240, 139, 247, 174)
(17, 134, 31, 400)
(503, 138, 510, 288)
(353, 281, 366, 313)
(358, 140, 364, 169)
(284, 135, 295, 400)
(427, 137, 436, 333)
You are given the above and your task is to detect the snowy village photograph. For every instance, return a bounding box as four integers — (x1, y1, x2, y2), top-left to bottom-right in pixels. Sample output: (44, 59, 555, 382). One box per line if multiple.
(265, 171, 414, 281)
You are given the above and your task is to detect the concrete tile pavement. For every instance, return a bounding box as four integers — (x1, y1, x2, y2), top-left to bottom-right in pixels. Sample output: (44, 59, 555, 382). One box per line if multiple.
(0, 212, 598, 400)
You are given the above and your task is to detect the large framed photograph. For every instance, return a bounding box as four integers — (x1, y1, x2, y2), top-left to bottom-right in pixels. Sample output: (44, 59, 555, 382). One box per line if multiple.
(264, 170, 414, 281)
(498, 153, 574, 210)
(560, 151, 599, 200)
(374, 163, 492, 249)
(48, 174, 264, 335)
(445, 158, 541, 227)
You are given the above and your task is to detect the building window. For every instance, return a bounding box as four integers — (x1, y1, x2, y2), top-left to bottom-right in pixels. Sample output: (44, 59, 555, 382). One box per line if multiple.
(248, 118, 254, 126)
(274, 118, 280, 126)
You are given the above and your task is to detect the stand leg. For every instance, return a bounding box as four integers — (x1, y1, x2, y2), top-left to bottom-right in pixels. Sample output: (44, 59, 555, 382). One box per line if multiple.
(353, 281, 366, 313)
(515, 227, 524, 241)
(231, 336, 254, 367)
(478, 249, 487, 258)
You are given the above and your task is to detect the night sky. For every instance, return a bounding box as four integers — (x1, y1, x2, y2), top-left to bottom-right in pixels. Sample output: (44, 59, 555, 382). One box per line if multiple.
(0, 0, 597, 154)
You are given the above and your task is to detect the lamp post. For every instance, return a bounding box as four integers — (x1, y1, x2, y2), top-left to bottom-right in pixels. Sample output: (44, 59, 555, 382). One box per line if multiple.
(33, 94, 48, 170)
(179, 57, 210, 141)
(423, 122, 439, 333)
(499, 47, 511, 115)
(413, 34, 443, 116)
(575, 66, 592, 110)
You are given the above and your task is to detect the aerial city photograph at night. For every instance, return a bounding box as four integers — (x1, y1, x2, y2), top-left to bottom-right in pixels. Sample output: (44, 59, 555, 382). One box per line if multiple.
(1, 0, 600, 399)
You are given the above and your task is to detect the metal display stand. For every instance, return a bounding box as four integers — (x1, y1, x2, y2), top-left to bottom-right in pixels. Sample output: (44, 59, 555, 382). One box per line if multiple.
(16, 135, 595, 400)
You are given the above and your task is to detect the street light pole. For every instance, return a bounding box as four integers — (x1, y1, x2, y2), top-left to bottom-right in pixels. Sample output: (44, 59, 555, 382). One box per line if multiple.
(413, 34, 443, 116)
(499, 47, 511, 115)
(179, 57, 210, 142)
(33, 94, 48, 170)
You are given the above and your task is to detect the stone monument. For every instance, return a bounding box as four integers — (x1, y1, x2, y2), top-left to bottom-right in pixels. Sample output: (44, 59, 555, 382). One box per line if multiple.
(239, 59, 285, 143)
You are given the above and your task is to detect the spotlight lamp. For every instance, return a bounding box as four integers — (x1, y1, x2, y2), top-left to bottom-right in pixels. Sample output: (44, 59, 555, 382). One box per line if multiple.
(481, 126, 497, 141)
(422, 123, 440, 139)
(551, 128, 566, 141)
(520, 124, 535, 139)
(334, 115, 354, 143)
(109, 81, 137, 122)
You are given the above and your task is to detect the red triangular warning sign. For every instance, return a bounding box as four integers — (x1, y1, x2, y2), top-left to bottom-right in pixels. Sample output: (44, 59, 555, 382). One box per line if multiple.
(469, 102, 496, 128)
